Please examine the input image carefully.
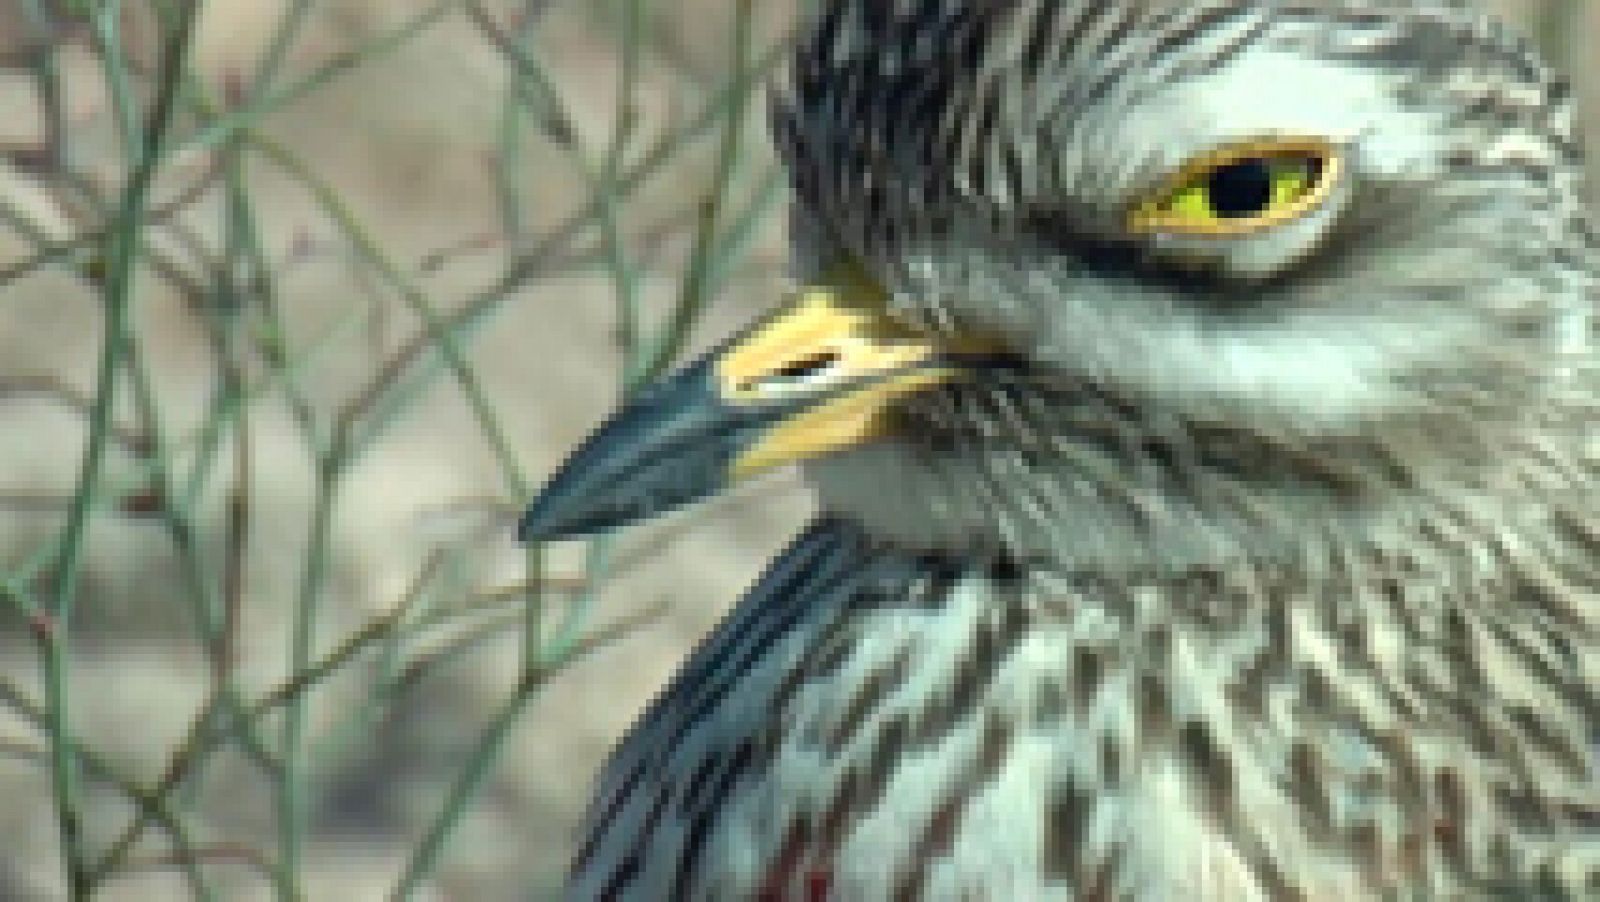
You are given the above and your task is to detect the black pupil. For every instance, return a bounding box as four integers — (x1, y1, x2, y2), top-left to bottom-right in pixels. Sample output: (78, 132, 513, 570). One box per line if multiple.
(1205, 158, 1276, 218)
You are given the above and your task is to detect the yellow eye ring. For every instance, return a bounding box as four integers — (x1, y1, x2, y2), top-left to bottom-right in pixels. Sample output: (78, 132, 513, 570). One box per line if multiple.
(1128, 137, 1342, 237)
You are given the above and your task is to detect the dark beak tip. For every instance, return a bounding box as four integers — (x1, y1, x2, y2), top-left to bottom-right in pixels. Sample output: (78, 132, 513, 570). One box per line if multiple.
(518, 468, 639, 544)
(515, 474, 586, 543)
(515, 354, 749, 546)
(514, 509, 552, 545)
(516, 491, 590, 544)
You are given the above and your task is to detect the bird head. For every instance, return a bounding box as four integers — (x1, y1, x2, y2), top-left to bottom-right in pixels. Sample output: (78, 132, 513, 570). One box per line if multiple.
(523, 0, 1596, 570)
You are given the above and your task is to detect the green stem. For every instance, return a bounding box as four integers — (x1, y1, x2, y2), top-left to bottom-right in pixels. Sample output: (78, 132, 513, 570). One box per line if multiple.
(41, 3, 202, 896)
(386, 607, 657, 900)
(389, 681, 539, 901)
(184, 0, 458, 154)
(276, 452, 344, 901)
(636, 0, 759, 385)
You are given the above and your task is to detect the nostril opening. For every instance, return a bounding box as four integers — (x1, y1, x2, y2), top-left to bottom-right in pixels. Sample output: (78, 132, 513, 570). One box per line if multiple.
(735, 349, 851, 397)
(770, 350, 843, 381)
(771, 350, 838, 379)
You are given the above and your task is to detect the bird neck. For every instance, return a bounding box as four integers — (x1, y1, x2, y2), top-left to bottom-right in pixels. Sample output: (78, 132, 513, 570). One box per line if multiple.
(604, 514, 1595, 896)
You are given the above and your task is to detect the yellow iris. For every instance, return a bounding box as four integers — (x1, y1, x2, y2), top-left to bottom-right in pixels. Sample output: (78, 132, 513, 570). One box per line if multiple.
(1130, 138, 1338, 236)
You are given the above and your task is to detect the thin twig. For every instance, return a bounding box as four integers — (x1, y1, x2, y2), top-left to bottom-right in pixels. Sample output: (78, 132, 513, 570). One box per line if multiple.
(387, 603, 666, 900)
(39, 3, 203, 895)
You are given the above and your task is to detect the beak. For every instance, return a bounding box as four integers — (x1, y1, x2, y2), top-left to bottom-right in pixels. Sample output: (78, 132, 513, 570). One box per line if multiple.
(519, 282, 977, 542)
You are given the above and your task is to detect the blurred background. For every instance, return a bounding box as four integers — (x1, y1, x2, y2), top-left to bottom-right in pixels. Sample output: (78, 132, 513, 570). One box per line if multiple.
(0, 1, 1592, 899)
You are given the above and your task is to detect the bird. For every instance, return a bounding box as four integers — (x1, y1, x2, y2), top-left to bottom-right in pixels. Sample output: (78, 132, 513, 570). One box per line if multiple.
(520, 0, 1600, 897)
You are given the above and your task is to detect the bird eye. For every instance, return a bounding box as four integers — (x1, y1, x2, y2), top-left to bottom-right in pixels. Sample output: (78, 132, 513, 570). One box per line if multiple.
(1128, 138, 1339, 237)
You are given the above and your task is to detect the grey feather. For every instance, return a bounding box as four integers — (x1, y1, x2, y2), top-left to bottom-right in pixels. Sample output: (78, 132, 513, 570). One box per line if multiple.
(570, 1, 1599, 897)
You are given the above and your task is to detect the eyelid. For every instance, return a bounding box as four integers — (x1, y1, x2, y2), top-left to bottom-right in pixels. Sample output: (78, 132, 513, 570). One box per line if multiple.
(1127, 136, 1343, 238)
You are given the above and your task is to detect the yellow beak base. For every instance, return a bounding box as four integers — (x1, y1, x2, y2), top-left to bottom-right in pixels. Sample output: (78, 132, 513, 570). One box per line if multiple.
(719, 285, 953, 477)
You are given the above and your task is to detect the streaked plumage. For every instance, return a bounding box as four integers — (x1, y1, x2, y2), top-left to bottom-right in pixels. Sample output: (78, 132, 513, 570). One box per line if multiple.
(530, 1, 1600, 897)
